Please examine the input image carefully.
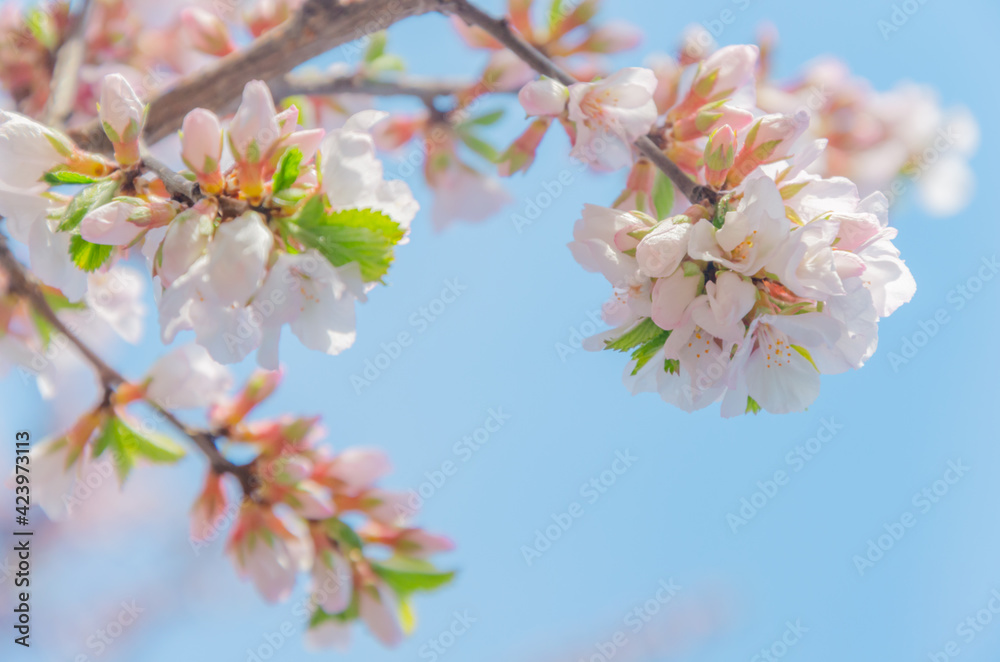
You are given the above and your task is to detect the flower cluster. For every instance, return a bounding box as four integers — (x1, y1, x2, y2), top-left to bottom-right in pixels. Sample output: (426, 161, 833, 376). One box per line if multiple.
(26, 344, 453, 648)
(0, 75, 417, 367)
(195, 369, 454, 651)
(527, 45, 918, 414)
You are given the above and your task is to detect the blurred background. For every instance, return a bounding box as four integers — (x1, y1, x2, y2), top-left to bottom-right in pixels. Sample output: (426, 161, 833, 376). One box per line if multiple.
(2, 0, 999, 660)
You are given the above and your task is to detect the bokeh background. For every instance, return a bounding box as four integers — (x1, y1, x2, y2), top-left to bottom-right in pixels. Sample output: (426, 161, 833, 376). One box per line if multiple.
(2, 0, 1000, 660)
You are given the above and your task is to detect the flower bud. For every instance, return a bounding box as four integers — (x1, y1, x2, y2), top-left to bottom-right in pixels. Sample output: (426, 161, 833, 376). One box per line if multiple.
(79, 199, 148, 246)
(180, 7, 236, 57)
(229, 81, 280, 201)
(497, 118, 550, 176)
(727, 111, 809, 187)
(704, 124, 736, 189)
(181, 108, 224, 194)
(672, 100, 754, 141)
(692, 45, 759, 100)
(99, 74, 146, 166)
(518, 77, 569, 117)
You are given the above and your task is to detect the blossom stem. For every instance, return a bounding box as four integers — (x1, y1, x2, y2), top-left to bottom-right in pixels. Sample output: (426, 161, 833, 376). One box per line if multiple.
(140, 146, 249, 217)
(443, 0, 717, 207)
(0, 232, 254, 493)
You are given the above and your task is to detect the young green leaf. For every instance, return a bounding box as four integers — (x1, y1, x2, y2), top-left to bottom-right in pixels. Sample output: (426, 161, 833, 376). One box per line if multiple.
(43, 171, 100, 186)
(370, 557, 456, 598)
(457, 131, 500, 162)
(58, 178, 120, 231)
(290, 201, 404, 282)
(272, 146, 303, 196)
(652, 171, 675, 218)
(604, 317, 661, 352)
(68, 235, 113, 272)
(630, 330, 671, 375)
(463, 109, 505, 127)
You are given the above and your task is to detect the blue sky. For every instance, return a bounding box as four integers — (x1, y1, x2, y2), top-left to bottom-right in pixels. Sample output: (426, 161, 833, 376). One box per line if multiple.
(3, 0, 1000, 660)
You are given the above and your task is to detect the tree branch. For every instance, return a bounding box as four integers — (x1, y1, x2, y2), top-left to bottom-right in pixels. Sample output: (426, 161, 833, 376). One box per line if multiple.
(0, 233, 254, 493)
(140, 147, 250, 217)
(69, 0, 451, 152)
(270, 72, 477, 103)
(42, 0, 95, 128)
(442, 0, 717, 207)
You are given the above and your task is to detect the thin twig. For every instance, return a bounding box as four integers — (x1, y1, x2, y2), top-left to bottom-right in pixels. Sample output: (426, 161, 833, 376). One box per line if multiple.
(140, 146, 249, 217)
(0, 233, 254, 493)
(43, 0, 95, 128)
(443, 0, 717, 207)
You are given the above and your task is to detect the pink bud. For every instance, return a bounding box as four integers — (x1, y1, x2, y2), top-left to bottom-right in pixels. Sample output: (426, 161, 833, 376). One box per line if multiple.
(692, 45, 759, 100)
(518, 77, 569, 117)
(672, 101, 754, 141)
(497, 118, 550, 176)
(704, 124, 736, 189)
(99, 74, 145, 166)
(229, 81, 280, 200)
(181, 108, 224, 194)
(180, 7, 235, 57)
(79, 200, 147, 246)
(728, 111, 809, 187)
(360, 582, 404, 647)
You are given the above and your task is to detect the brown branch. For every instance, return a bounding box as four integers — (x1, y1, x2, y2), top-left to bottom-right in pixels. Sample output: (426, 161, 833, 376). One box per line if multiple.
(442, 0, 718, 207)
(42, 0, 95, 128)
(69, 0, 451, 152)
(270, 72, 477, 104)
(0, 232, 254, 493)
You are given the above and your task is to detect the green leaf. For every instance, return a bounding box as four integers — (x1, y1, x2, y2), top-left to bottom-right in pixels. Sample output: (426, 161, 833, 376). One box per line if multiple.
(94, 416, 186, 483)
(324, 518, 365, 552)
(664, 358, 680, 374)
(463, 109, 505, 127)
(457, 131, 499, 162)
(630, 330, 671, 375)
(371, 557, 455, 598)
(25, 7, 57, 50)
(272, 147, 303, 196)
(58, 178, 120, 232)
(364, 32, 388, 63)
(604, 318, 661, 352)
(68, 236, 113, 272)
(367, 54, 406, 75)
(711, 193, 732, 230)
(289, 200, 404, 283)
(43, 171, 100, 186)
(746, 396, 762, 415)
(652, 172, 675, 218)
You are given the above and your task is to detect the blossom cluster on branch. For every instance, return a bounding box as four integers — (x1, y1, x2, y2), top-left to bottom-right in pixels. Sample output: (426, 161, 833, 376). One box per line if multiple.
(507, 44, 916, 414)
